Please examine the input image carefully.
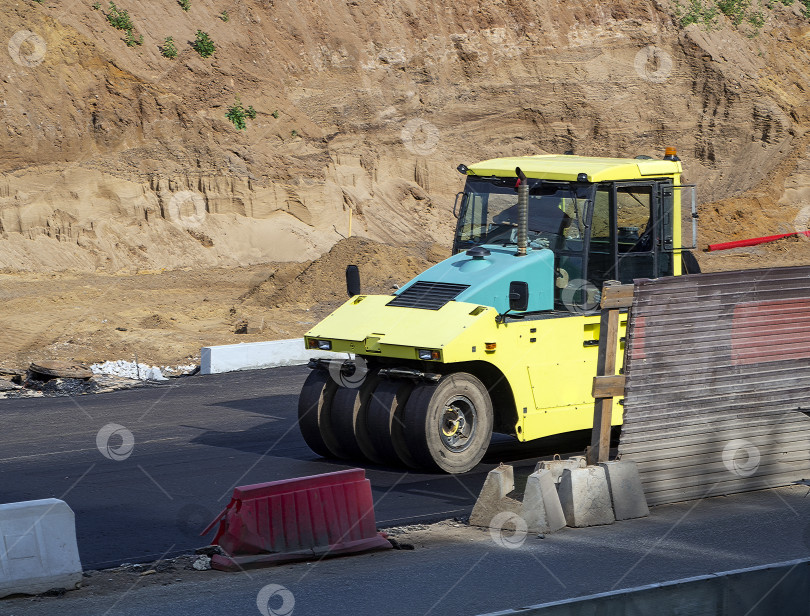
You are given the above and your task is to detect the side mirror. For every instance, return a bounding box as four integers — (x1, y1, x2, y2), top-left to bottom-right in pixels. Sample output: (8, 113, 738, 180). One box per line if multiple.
(346, 265, 361, 297)
(508, 281, 529, 312)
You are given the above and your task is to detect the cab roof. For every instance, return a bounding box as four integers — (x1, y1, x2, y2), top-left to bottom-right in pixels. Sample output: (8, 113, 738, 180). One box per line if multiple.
(466, 154, 682, 183)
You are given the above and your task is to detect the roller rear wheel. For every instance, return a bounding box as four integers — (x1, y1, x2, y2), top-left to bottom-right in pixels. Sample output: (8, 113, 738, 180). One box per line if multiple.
(366, 380, 419, 468)
(297, 370, 346, 459)
(402, 373, 493, 473)
(330, 373, 384, 464)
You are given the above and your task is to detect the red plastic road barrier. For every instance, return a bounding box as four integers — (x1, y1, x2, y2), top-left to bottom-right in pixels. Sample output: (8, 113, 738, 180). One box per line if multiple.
(707, 230, 810, 251)
(201, 468, 391, 570)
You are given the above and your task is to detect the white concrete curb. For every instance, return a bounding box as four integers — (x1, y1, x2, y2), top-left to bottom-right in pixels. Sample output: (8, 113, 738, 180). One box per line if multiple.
(0, 498, 83, 598)
(200, 338, 345, 375)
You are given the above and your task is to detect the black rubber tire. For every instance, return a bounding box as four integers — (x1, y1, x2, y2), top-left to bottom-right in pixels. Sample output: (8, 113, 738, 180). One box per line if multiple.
(297, 370, 346, 459)
(366, 380, 419, 468)
(402, 373, 493, 474)
(682, 250, 701, 274)
(330, 374, 384, 464)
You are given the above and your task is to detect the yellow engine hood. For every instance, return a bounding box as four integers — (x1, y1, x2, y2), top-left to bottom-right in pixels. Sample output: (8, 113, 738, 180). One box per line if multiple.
(305, 295, 499, 361)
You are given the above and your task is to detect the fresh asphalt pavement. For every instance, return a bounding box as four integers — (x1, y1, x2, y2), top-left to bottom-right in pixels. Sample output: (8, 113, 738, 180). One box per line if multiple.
(0, 365, 589, 570)
(3, 366, 810, 615)
(6, 486, 810, 616)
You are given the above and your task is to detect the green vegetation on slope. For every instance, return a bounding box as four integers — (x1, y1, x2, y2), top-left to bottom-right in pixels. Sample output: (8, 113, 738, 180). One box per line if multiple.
(676, 0, 810, 31)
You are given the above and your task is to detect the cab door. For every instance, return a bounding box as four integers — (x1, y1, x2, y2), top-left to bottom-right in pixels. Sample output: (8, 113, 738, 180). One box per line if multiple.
(586, 181, 673, 288)
(614, 182, 658, 284)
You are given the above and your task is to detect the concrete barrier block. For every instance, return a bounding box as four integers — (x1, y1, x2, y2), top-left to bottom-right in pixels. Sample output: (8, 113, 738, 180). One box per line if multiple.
(600, 460, 649, 520)
(558, 467, 616, 527)
(569, 455, 587, 468)
(200, 338, 344, 374)
(0, 498, 82, 598)
(469, 464, 521, 527)
(535, 455, 588, 484)
(522, 470, 566, 534)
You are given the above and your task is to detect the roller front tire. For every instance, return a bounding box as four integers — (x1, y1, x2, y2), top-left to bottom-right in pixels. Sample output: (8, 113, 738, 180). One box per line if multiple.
(402, 373, 493, 474)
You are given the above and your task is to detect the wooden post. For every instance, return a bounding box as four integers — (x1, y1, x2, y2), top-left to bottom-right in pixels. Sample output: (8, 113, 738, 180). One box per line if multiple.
(587, 282, 633, 466)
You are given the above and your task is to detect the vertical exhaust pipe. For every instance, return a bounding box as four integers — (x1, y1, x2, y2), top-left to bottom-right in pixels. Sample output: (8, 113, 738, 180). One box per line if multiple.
(516, 167, 528, 257)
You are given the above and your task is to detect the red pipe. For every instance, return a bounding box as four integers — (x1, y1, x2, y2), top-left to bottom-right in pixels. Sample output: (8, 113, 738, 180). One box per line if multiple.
(707, 230, 810, 252)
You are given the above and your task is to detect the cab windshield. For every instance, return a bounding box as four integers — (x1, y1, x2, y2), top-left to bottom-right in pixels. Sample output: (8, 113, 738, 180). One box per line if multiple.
(455, 177, 591, 254)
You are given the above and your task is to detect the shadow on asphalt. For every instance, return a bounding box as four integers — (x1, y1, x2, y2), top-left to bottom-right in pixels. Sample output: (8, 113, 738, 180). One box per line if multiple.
(191, 390, 619, 473)
(188, 390, 622, 529)
(205, 393, 299, 414)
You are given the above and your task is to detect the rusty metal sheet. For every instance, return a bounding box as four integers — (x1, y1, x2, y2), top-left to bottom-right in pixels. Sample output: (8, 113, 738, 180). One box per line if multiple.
(618, 266, 810, 506)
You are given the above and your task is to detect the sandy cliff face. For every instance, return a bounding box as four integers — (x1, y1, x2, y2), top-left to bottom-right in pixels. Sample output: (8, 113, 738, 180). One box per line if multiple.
(1, 0, 810, 272)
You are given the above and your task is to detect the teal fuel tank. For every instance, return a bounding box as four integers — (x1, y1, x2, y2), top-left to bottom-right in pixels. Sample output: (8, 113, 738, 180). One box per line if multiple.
(391, 245, 554, 314)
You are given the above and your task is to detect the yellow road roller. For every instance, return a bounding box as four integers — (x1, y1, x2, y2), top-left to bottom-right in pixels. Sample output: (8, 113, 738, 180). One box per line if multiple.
(298, 151, 698, 473)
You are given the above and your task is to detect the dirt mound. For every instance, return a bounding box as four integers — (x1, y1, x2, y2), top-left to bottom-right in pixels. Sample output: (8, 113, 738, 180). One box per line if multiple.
(3, 2, 810, 273)
(6, 1, 810, 368)
(244, 237, 448, 309)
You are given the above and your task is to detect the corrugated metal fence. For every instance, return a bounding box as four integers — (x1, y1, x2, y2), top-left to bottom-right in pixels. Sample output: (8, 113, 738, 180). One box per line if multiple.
(618, 266, 810, 506)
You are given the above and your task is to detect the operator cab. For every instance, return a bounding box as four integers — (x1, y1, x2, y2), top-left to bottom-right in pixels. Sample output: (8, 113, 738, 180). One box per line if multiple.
(453, 153, 693, 313)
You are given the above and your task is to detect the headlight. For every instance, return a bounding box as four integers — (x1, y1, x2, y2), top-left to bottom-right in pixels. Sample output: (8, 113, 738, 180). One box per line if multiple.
(307, 339, 332, 350)
(418, 349, 440, 361)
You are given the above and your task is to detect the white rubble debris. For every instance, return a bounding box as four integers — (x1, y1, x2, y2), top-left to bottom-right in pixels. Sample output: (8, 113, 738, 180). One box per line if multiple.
(162, 363, 197, 375)
(192, 555, 211, 571)
(90, 360, 168, 381)
(90, 361, 199, 381)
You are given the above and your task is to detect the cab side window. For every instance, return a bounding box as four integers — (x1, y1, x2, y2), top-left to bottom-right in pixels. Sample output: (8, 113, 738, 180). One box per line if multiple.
(457, 193, 486, 245)
(586, 187, 613, 292)
(617, 186, 653, 253)
(616, 185, 655, 284)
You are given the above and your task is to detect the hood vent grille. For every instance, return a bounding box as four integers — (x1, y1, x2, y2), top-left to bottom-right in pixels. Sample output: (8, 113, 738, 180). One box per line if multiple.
(386, 281, 470, 311)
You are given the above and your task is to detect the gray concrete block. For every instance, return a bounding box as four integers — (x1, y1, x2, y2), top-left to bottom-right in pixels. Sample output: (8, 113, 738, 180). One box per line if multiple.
(469, 464, 521, 528)
(522, 469, 566, 534)
(569, 455, 587, 468)
(600, 460, 650, 520)
(535, 455, 588, 484)
(0, 498, 82, 598)
(558, 467, 616, 527)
